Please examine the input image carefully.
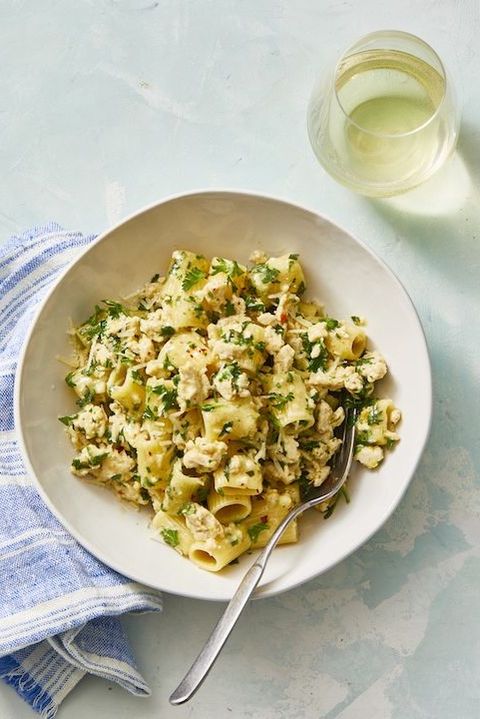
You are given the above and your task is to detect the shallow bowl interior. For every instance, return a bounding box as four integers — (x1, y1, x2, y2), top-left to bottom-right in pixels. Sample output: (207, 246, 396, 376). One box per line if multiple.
(16, 191, 431, 601)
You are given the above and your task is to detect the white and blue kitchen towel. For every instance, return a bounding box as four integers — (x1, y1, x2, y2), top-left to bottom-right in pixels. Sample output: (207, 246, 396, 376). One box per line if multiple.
(0, 224, 163, 717)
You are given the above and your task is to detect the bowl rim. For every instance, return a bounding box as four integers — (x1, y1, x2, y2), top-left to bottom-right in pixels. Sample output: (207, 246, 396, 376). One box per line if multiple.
(14, 188, 433, 601)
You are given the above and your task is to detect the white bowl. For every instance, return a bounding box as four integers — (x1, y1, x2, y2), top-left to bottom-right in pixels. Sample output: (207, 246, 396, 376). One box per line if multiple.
(15, 190, 432, 601)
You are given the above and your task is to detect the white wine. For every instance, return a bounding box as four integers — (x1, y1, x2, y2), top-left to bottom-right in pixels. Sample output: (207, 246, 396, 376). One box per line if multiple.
(334, 49, 450, 187)
(308, 34, 458, 197)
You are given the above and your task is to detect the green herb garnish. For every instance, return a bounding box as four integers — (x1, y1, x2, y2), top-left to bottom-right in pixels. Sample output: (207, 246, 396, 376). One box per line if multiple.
(161, 528, 179, 547)
(323, 317, 339, 330)
(201, 403, 217, 412)
(143, 405, 157, 421)
(248, 522, 269, 543)
(367, 405, 383, 425)
(301, 333, 328, 372)
(76, 387, 95, 408)
(151, 384, 178, 412)
(65, 372, 76, 388)
(211, 258, 243, 279)
(182, 267, 206, 290)
(178, 502, 196, 516)
(102, 299, 125, 318)
(251, 263, 280, 285)
(160, 326, 175, 337)
(225, 300, 235, 316)
(58, 415, 76, 427)
(244, 295, 265, 313)
(268, 391, 294, 409)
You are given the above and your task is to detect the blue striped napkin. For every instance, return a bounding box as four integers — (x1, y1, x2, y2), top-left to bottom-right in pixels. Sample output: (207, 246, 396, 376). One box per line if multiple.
(0, 224, 163, 717)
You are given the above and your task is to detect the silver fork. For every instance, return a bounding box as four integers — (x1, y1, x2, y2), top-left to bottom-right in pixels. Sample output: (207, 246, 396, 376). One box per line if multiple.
(169, 408, 357, 705)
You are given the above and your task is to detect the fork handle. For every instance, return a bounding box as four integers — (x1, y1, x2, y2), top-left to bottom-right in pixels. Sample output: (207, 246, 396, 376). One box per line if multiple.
(169, 502, 308, 706)
(168, 559, 264, 705)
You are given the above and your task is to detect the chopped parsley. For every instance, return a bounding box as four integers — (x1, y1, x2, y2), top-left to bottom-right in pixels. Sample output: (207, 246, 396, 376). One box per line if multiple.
(211, 258, 243, 279)
(248, 522, 269, 543)
(102, 299, 125, 318)
(299, 439, 320, 451)
(161, 528, 179, 548)
(355, 430, 371, 449)
(217, 362, 241, 383)
(80, 305, 107, 340)
(342, 388, 374, 423)
(182, 267, 206, 290)
(82, 360, 98, 377)
(244, 295, 265, 313)
(268, 391, 294, 409)
(201, 403, 216, 412)
(385, 437, 397, 450)
(150, 273, 160, 283)
(301, 333, 328, 372)
(178, 502, 196, 516)
(323, 317, 340, 330)
(225, 300, 235, 316)
(355, 356, 372, 367)
(151, 384, 178, 412)
(89, 452, 108, 467)
(72, 451, 108, 471)
(143, 405, 157, 421)
(160, 326, 175, 337)
(76, 387, 95, 408)
(351, 315, 362, 325)
(58, 414, 76, 426)
(251, 263, 280, 285)
(367, 405, 383, 425)
(131, 369, 143, 383)
(65, 372, 76, 388)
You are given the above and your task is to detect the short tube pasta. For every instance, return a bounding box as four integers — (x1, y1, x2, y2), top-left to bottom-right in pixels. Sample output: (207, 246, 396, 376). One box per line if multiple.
(189, 531, 251, 572)
(326, 324, 366, 360)
(207, 490, 252, 523)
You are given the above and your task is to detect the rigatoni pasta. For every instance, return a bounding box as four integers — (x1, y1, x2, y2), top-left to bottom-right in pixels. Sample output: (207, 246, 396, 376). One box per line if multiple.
(60, 249, 401, 572)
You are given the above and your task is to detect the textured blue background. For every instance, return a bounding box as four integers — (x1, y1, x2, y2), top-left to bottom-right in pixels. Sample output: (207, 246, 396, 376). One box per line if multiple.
(1, 1, 479, 717)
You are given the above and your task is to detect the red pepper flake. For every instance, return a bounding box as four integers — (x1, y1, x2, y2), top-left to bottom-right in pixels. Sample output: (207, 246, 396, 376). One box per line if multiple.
(280, 312, 288, 324)
(260, 515, 268, 524)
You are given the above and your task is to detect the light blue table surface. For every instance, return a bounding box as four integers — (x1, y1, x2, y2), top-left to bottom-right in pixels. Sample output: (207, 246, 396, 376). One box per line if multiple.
(1, 1, 479, 717)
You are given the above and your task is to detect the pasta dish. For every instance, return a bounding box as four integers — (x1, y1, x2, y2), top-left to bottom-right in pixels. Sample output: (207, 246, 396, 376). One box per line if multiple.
(60, 250, 400, 571)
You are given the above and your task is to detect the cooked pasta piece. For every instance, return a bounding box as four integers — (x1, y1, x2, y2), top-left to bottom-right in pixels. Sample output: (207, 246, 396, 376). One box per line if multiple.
(151, 510, 194, 557)
(189, 529, 251, 571)
(213, 452, 263, 496)
(325, 323, 366, 360)
(207, 490, 252, 523)
(202, 397, 259, 442)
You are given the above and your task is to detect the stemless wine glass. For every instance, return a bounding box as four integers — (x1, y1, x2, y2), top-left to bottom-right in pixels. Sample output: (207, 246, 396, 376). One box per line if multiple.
(307, 30, 460, 197)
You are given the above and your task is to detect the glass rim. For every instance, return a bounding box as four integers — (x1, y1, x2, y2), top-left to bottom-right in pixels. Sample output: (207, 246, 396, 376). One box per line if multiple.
(333, 29, 448, 139)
